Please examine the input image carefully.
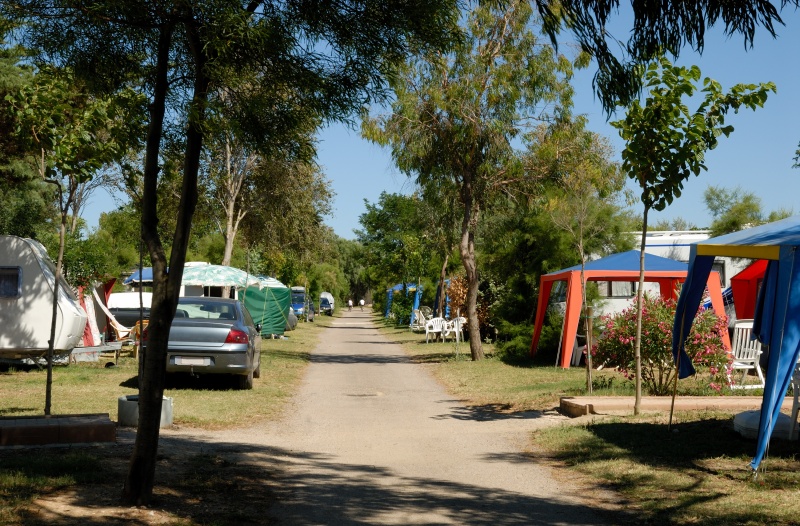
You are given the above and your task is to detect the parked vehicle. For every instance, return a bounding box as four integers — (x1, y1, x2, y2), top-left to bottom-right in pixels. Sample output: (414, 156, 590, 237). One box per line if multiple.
(319, 297, 333, 315)
(145, 297, 262, 389)
(0, 235, 87, 359)
(285, 309, 298, 331)
(320, 291, 334, 313)
(290, 286, 306, 316)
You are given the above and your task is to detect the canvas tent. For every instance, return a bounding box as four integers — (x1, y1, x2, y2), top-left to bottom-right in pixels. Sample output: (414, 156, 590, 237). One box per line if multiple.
(239, 277, 291, 337)
(531, 250, 728, 369)
(385, 283, 422, 321)
(730, 259, 768, 320)
(672, 216, 800, 471)
(0, 236, 87, 359)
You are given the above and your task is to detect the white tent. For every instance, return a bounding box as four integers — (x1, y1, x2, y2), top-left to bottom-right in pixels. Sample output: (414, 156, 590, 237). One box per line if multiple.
(0, 236, 87, 359)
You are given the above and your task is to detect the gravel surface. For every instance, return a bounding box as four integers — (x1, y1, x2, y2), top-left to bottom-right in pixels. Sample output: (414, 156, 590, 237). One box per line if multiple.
(155, 310, 619, 525)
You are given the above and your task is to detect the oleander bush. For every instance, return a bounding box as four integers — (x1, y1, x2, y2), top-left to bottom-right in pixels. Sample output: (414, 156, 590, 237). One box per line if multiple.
(592, 294, 731, 395)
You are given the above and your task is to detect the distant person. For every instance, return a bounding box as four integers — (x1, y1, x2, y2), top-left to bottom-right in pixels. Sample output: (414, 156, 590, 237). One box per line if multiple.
(348, 299, 353, 311)
(359, 298, 365, 311)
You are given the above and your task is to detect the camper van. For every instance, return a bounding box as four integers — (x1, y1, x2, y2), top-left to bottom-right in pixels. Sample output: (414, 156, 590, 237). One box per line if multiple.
(641, 231, 749, 288)
(319, 291, 334, 314)
(0, 236, 87, 359)
(290, 286, 306, 316)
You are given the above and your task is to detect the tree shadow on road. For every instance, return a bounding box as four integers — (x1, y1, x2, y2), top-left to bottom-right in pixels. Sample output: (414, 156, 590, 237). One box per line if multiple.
(3, 432, 627, 525)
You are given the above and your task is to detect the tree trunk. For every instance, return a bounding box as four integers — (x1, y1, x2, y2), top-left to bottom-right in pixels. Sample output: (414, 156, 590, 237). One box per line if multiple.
(221, 136, 236, 267)
(459, 182, 483, 361)
(121, 21, 214, 506)
(633, 205, 649, 415)
(45, 208, 68, 415)
(437, 252, 449, 317)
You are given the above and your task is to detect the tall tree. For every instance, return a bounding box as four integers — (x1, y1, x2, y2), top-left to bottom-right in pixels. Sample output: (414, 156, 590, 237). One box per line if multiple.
(704, 185, 792, 237)
(7, 66, 138, 415)
(364, 0, 576, 360)
(357, 192, 431, 289)
(7, 0, 458, 504)
(537, 120, 630, 380)
(610, 56, 774, 415)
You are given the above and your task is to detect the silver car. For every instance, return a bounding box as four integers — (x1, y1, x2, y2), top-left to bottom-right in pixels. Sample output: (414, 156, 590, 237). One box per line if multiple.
(161, 297, 262, 389)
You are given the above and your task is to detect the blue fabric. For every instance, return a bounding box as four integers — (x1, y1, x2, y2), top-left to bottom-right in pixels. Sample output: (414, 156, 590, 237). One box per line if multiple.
(547, 250, 688, 275)
(671, 250, 715, 379)
(696, 215, 800, 249)
(123, 267, 154, 285)
(385, 283, 422, 320)
(750, 247, 800, 470)
(671, 216, 800, 471)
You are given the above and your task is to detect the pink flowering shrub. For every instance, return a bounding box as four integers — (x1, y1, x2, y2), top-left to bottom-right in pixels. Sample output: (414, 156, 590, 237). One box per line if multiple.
(591, 294, 731, 395)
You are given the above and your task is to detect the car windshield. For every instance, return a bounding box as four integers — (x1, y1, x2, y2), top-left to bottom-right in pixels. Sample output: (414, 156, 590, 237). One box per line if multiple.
(177, 301, 237, 320)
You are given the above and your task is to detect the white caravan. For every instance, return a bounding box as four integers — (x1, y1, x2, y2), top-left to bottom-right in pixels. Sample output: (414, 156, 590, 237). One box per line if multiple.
(0, 236, 87, 359)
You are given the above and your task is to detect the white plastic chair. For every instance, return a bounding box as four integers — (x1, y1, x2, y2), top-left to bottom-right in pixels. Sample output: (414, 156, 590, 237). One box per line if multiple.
(730, 319, 765, 389)
(425, 317, 446, 343)
(444, 317, 467, 343)
(410, 309, 427, 332)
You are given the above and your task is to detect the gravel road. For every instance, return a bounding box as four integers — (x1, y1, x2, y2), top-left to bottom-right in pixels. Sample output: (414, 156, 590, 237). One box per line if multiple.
(161, 310, 618, 525)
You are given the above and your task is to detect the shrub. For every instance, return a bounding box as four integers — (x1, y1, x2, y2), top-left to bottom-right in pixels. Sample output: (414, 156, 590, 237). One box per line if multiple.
(389, 287, 413, 326)
(592, 294, 731, 395)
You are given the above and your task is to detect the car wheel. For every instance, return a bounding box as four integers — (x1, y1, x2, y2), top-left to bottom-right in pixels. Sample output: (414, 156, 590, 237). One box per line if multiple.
(253, 354, 261, 379)
(237, 370, 254, 390)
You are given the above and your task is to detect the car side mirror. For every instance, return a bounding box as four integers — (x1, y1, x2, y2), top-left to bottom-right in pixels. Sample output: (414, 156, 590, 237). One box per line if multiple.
(255, 323, 262, 333)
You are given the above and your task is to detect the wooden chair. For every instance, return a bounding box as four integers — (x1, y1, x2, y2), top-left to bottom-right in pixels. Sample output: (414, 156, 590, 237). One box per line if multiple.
(730, 319, 765, 389)
(425, 317, 446, 343)
(131, 320, 149, 359)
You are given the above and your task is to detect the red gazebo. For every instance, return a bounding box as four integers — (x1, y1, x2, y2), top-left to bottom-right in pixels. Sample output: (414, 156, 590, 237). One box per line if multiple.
(530, 250, 729, 368)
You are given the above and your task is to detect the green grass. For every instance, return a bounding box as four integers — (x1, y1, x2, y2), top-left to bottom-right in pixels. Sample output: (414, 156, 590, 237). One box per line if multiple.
(0, 316, 328, 524)
(0, 315, 326, 428)
(533, 412, 800, 525)
(378, 319, 616, 410)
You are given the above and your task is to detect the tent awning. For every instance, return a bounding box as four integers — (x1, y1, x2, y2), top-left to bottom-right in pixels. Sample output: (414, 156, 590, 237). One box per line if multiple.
(672, 216, 800, 471)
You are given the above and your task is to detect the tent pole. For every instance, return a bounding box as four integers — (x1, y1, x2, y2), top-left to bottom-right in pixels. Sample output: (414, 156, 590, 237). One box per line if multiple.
(669, 310, 687, 431)
(555, 308, 567, 368)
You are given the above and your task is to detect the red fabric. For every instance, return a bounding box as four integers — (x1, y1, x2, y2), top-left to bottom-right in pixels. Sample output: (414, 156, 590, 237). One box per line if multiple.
(103, 278, 116, 303)
(730, 260, 767, 320)
(78, 287, 95, 347)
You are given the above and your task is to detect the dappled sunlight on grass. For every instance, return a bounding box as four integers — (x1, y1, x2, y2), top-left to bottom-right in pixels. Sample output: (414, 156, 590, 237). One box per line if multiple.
(533, 413, 800, 525)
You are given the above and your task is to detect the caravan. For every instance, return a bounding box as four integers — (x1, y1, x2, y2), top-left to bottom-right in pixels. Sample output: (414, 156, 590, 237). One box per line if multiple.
(0, 236, 87, 359)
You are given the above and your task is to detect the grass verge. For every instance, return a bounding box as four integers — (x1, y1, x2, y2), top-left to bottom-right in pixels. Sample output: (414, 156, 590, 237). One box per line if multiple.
(532, 411, 800, 525)
(0, 316, 325, 428)
(0, 316, 326, 524)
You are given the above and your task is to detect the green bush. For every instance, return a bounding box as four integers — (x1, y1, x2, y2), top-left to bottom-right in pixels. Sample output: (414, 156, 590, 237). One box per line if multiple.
(592, 294, 731, 395)
(389, 288, 413, 326)
(495, 320, 535, 364)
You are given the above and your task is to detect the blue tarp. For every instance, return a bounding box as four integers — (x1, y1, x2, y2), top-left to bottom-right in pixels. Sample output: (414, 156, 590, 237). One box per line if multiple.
(549, 250, 688, 274)
(672, 216, 800, 471)
(385, 283, 422, 321)
(123, 267, 155, 285)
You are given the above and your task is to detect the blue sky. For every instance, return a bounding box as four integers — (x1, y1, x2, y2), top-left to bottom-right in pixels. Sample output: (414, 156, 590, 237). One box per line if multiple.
(84, 7, 800, 240)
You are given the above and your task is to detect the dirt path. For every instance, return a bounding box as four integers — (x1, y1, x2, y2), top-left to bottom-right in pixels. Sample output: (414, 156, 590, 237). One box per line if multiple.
(30, 311, 619, 524)
(148, 310, 616, 525)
